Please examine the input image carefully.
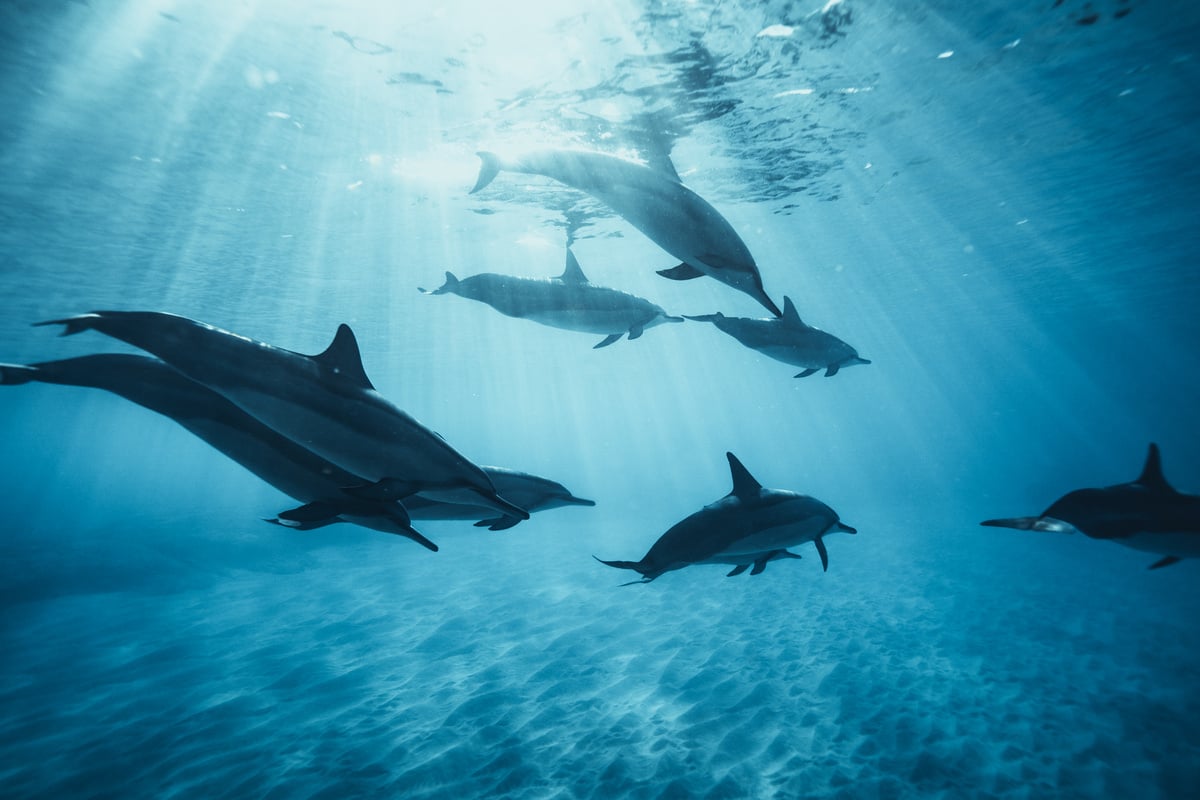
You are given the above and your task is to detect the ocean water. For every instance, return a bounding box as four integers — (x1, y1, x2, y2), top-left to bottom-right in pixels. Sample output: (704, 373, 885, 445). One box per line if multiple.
(1, 0, 1198, 797)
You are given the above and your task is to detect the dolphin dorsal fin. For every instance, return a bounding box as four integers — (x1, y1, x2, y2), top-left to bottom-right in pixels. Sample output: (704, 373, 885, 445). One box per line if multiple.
(1136, 443, 1176, 493)
(560, 249, 589, 284)
(726, 452, 762, 499)
(313, 324, 375, 390)
(782, 297, 806, 327)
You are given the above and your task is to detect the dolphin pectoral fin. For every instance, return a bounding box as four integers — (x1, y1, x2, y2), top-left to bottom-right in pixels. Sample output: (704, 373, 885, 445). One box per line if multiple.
(750, 558, 769, 576)
(473, 515, 521, 531)
(657, 263, 705, 281)
(726, 564, 750, 577)
(824, 364, 841, 377)
(628, 325, 645, 341)
(1149, 555, 1182, 570)
(0, 363, 37, 385)
(815, 537, 829, 572)
(794, 368, 819, 378)
(594, 333, 623, 348)
(401, 529, 440, 552)
(34, 313, 103, 336)
(470, 151, 502, 194)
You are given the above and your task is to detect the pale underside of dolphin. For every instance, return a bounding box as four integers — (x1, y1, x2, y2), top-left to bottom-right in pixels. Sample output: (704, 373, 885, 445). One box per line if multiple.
(404, 465, 595, 530)
(981, 443, 1200, 569)
(420, 248, 683, 348)
(470, 148, 783, 318)
(686, 296, 870, 378)
(0, 353, 439, 550)
(34, 311, 529, 523)
(596, 452, 856, 584)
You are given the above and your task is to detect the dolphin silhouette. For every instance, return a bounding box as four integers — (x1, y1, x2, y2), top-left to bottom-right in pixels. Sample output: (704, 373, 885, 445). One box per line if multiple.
(0, 354, 439, 550)
(686, 297, 869, 378)
(981, 444, 1200, 569)
(404, 466, 595, 530)
(596, 452, 856, 584)
(34, 311, 529, 522)
(470, 148, 783, 318)
(420, 248, 683, 348)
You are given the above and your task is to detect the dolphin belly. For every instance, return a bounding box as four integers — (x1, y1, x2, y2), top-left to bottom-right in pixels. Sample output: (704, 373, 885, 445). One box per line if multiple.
(1108, 531, 1200, 558)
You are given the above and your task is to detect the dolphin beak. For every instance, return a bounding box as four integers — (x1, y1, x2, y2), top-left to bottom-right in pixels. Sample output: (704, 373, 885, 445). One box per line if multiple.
(564, 496, 597, 506)
(836, 522, 857, 534)
(848, 357, 871, 367)
(980, 516, 1076, 534)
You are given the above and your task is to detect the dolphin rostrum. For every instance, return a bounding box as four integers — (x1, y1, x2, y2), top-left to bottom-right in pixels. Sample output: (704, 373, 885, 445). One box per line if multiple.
(420, 248, 683, 348)
(34, 311, 529, 522)
(470, 148, 783, 318)
(404, 466, 595, 530)
(981, 443, 1200, 569)
(685, 297, 870, 378)
(0, 353, 440, 550)
(596, 452, 856, 584)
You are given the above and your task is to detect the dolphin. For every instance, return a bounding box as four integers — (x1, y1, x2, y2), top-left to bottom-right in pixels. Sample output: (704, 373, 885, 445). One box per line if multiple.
(420, 248, 683, 348)
(470, 148, 783, 318)
(404, 466, 595, 530)
(981, 443, 1200, 569)
(685, 297, 870, 378)
(0, 354, 439, 550)
(34, 311, 529, 522)
(596, 452, 856, 584)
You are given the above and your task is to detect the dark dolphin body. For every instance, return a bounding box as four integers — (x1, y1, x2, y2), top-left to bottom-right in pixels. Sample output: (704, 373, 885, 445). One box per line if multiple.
(34, 311, 529, 522)
(686, 297, 869, 378)
(596, 452, 856, 584)
(405, 466, 595, 530)
(0, 354, 438, 550)
(982, 444, 1200, 569)
(470, 148, 783, 318)
(421, 248, 683, 348)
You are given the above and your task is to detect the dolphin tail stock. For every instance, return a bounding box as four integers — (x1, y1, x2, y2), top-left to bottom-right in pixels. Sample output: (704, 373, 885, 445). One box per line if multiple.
(470, 151, 503, 194)
(33, 313, 104, 336)
(0, 363, 38, 385)
(418, 272, 460, 295)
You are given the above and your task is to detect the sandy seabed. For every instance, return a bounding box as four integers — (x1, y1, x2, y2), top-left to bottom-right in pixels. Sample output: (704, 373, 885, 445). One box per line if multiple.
(2, 511, 1198, 800)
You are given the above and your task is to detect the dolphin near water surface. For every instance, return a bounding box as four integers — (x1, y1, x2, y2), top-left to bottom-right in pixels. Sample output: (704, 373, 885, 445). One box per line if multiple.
(34, 311, 529, 522)
(981, 443, 1200, 569)
(0, 353, 440, 549)
(596, 452, 856, 584)
(686, 296, 869, 378)
(420, 248, 683, 348)
(470, 148, 783, 318)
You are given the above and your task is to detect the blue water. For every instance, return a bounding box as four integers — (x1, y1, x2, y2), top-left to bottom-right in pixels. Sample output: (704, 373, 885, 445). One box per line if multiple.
(2, 1, 1199, 797)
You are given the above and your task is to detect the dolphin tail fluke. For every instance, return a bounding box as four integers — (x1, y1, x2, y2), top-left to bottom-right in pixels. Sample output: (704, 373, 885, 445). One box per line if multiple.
(473, 515, 522, 531)
(0, 363, 37, 385)
(418, 272, 460, 296)
(1148, 555, 1182, 570)
(34, 313, 103, 336)
(594, 333, 623, 349)
(470, 151, 503, 194)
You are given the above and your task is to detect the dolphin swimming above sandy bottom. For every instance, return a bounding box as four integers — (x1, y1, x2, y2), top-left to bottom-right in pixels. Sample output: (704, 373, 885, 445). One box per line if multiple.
(34, 311, 529, 522)
(596, 452, 856, 584)
(685, 296, 869, 378)
(470, 148, 783, 318)
(0, 353, 439, 550)
(420, 248, 683, 348)
(981, 443, 1200, 569)
(404, 466, 595, 530)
